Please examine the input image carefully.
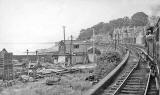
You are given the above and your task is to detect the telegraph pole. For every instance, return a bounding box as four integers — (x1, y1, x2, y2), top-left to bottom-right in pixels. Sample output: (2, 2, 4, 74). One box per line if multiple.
(85, 41, 87, 64)
(118, 32, 120, 44)
(27, 49, 29, 60)
(63, 26, 66, 63)
(115, 34, 117, 50)
(121, 27, 124, 43)
(153, 37, 155, 58)
(34, 50, 38, 78)
(36, 51, 39, 63)
(70, 35, 73, 66)
(93, 28, 95, 63)
(26, 49, 29, 76)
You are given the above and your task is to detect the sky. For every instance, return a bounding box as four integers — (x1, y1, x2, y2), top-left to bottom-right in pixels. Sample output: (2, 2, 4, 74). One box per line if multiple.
(0, 0, 160, 54)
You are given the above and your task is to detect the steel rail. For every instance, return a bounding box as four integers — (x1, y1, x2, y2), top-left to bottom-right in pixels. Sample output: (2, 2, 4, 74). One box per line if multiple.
(111, 48, 143, 95)
(137, 47, 160, 95)
(138, 48, 160, 75)
(113, 59, 139, 95)
(113, 44, 155, 95)
(143, 69, 151, 95)
(84, 51, 130, 95)
(123, 45, 159, 95)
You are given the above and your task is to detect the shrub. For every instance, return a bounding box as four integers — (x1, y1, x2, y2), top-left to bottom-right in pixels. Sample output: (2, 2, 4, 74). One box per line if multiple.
(94, 51, 122, 80)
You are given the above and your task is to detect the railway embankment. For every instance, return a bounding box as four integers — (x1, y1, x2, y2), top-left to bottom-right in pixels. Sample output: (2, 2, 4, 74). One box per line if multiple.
(85, 50, 129, 95)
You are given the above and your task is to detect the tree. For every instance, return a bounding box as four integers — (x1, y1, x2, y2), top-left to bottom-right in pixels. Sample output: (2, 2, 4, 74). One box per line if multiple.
(131, 12, 148, 26)
(77, 12, 149, 40)
(78, 28, 93, 40)
(122, 17, 131, 27)
(99, 23, 114, 34)
(92, 22, 105, 32)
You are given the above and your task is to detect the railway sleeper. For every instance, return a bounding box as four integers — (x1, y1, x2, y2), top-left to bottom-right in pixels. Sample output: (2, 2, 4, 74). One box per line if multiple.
(120, 90, 144, 94)
(126, 82, 145, 85)
(127, 77, 143, 79)
(118, 93, 139, 95)
(122, 87, 145, 91)
(124, 85, 146, 88)
(131, 72, 146, 75)
(126, 80, 144, 83)
(146, 91, 158, 95)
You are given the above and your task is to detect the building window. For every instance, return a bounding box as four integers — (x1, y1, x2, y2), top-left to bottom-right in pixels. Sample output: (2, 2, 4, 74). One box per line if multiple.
(74, 44, 79, 49)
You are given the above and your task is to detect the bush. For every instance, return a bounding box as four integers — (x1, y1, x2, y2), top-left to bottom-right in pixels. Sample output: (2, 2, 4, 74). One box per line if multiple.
(94, 51, 122, 80)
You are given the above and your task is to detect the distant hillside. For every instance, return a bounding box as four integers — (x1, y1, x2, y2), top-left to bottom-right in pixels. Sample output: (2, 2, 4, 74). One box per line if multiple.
(77, 12, 148, 40)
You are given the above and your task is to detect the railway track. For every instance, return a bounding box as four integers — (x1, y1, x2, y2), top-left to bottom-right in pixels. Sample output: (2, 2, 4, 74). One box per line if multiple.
(100, 47, 148, 95)
(126, 44, 159, 95)
(114, 58, 149, 95)
(116, 45, 158, 95)
(101, 56, 138, 95)
(146, 75, 158, 95)
(85, 45, 159, 95)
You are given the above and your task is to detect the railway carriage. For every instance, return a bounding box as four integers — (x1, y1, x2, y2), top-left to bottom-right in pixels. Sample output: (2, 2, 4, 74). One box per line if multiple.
(145, 18, 160, 61)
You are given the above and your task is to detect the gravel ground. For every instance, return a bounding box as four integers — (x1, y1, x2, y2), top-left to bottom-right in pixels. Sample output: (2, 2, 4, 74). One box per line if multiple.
(0, 71, 93, 95)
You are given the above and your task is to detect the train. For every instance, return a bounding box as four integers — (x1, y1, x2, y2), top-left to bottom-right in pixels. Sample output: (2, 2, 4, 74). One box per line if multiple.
(145, 18, 160, 61)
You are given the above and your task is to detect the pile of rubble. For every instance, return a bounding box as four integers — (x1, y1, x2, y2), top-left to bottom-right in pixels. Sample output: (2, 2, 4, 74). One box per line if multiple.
(12, 62, 96, 87)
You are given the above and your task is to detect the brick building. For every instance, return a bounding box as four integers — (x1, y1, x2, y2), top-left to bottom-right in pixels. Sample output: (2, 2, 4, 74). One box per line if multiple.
(0, 49, 13, 80)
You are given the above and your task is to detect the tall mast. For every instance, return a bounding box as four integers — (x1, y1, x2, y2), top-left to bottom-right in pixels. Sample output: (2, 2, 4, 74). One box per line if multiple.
(92, 28, 95, 63)
(70, 35, 73, 66)
(63, 26, 66, 55)
(115, 34, 117, 50)
(36, 50, 39, 63)
(63, 26, 66, 66)
(27, 49, 29, 60)
(26, 49, 29, 76)
(114, 28, 117, 50)
(118, 28, 120, 44)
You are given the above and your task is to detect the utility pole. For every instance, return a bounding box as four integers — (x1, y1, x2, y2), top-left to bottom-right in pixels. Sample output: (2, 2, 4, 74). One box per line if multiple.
(70, 35, 73, 66)
(92, 28, 95, 63)
(27, 49, 29, 60)
(121, 27, 123, 43)
(63, 26, 66, 63)
(126, 27, 128, 45)
(118, 32, 120, 44)
(34, 50, 38, 78)
(36, 51, 39, 63)
(26, 49, 29, 76)
(85, 41, 87, 64)
(115, 34, 117, 50)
